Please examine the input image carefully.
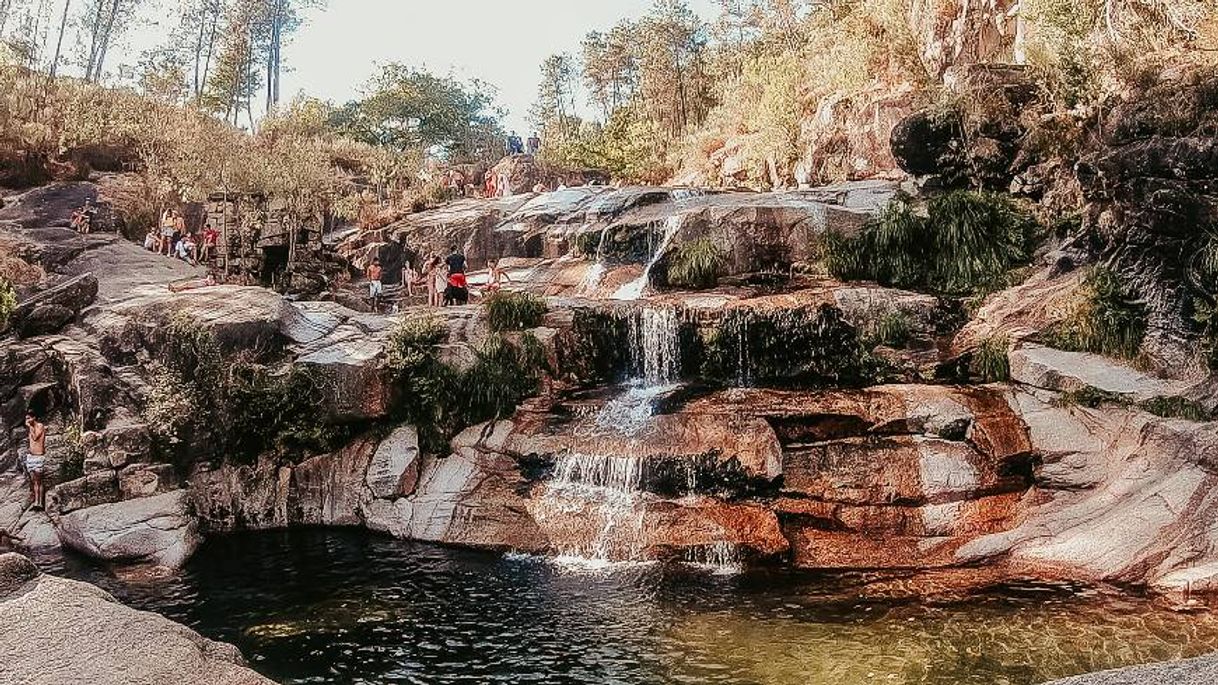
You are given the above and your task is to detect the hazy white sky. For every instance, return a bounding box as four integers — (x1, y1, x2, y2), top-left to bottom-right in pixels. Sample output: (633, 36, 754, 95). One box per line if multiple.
(281, 0, 720, 132)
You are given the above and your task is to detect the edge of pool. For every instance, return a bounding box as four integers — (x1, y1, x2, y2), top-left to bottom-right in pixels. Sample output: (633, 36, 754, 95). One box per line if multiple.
(1042, 653, 1218, 685)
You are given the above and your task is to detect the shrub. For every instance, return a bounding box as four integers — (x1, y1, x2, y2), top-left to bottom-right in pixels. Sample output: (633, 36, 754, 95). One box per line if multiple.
(144, 316, 344, 462)
(1043, 267, 1147, 359)
(460, 334, 548, 425)
(485, 292, 547, 331)
(666, 238, 727, 290)
(970, 334, 1011, 382)
(60, 423, 85, 481)
(1053, 386, 1129, 409)
(0, 279, 15, 330)
(867, 311, 913, 348)
(386, 317, 548, 452)
(827, 191, 1038, 297)
(1139, 396, 1212, 422)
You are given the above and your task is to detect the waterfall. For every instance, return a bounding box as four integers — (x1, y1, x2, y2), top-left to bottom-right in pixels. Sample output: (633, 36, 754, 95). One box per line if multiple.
(543, 451, 649, 566)
(683, 542, 743, 575)
(578, 224, 611, 295)
(612, 215, 683, 301)
(627, 306, 682, 386)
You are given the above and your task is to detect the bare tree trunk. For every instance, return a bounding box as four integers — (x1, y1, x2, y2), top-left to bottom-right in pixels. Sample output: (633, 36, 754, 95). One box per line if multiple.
(199, 6, 220, 104)
(90, 0, 122, 82)
(0, 0, 14, 36)
(85, 0, 106, 80)
(49, 0, 71, 77)
(193, 13, 206, 97)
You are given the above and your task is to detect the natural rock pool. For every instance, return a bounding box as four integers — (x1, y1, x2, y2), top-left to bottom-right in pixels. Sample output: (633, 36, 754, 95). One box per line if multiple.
(42, 529, 1218, 685)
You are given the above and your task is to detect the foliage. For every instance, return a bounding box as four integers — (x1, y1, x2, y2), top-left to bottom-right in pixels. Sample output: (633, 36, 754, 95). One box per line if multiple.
(827, 191, 1038, 297)
(386, 318, 548, 453)
(460, 334, 548, 426)
(60, 422, 85, 481)
(1043, 267, 1147, 359)
(143, 315, 344, 462)
(485, 292, 547, 332)
(970, 334, 1011, 383)
(1054, 385, 1129, 409)
(1140, 396, 1212, 422)
(666, 238, 726, 290)
(865, 311, 913, 348)
(701, 305, 890, 388)
(330, 63, 504, 162)
(0, 279, 15, 330)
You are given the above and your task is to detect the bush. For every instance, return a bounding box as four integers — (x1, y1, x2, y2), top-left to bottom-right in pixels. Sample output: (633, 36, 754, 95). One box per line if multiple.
(970, 334, 1011, 382)
(144, 316, 345, 462)
(60, 423, 85, 481)
(867, 311, 913, 348)
(386, 316, 548, 452)
(1054, 385, 1129, 409)
(1140, 396, 1212, 422)
(485, 292, 547, 331)
(1043, 267, 1147, 359)
(666, 238, 726, 290)
(827, 191, 1038, 297)
(0, 279, 15, 330)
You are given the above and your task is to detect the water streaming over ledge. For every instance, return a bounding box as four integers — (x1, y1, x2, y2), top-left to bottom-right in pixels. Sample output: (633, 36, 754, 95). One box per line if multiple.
(539, 304, 689, 566)
(612, 214, 684, 301)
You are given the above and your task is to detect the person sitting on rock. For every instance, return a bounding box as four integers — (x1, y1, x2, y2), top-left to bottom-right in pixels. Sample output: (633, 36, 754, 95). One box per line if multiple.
(143, 228, 158, 251)
(485, 258, 512, 294)
(23, 411, 46, 512)
(176, 232, 198, 265)
(507, 131, 524, 155)
(200, 225, 219, 263)
(367, 258, 384, 312)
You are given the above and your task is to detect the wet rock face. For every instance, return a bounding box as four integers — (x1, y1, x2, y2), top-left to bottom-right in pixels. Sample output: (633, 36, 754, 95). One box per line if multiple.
(1078, 73, 1218, 372)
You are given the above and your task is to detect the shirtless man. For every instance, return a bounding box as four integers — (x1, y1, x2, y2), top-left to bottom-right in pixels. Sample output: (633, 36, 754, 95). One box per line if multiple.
(23, 411, 46, 511)
(367, 259, 384, 312)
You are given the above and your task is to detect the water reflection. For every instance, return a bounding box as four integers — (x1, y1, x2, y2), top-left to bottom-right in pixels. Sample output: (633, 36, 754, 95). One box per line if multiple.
(40, 529, 1218, 685)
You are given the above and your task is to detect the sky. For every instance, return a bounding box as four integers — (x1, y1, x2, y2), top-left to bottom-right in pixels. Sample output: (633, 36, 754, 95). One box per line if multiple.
(279, 0, 722, 132)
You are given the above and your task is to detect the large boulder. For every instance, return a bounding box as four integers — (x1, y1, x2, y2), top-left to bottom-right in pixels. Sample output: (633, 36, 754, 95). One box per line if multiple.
(0, 553, 273, 685)
(55, 489, 201, 568)
(4, 273, 98, 338)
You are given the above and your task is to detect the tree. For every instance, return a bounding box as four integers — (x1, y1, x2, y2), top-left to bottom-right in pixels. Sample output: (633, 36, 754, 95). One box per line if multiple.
(581, 24, 637, 119)
(529, 52, 578, 144)
(80, 0, 146, 82)
(329, 63, 504, 162)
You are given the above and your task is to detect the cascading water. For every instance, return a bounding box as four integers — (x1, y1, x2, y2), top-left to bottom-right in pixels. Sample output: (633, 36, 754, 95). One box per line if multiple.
(577, 224, 612, 295)
(538, 305, 686, 567)
(612, 214, 683, 301)
(683, 541, 744, 575)
(627, 306, 682, 386)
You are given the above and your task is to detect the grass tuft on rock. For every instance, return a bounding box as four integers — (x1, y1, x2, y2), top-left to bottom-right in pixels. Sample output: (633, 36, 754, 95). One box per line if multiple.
(826, 191, 1038, 297)
(866, 311, 913, 348)
(485, 291, 547, 332)
(970, 333, 1011, 382)
(1139, 396, 1212, 422)
(0, 279, 15, 330)
(1043, 267, 1147, 360)
(666, 238, 727, 290)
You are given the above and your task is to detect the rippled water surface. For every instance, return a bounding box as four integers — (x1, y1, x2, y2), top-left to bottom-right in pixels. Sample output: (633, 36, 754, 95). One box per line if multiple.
(44, 529, 1218, 685)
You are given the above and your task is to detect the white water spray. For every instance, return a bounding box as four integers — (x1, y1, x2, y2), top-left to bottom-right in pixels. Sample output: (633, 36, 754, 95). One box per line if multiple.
(612, 215, 683, 301)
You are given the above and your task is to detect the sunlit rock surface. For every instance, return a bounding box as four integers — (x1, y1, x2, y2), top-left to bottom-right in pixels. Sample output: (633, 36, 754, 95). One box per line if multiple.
(0, 553, 272, 685)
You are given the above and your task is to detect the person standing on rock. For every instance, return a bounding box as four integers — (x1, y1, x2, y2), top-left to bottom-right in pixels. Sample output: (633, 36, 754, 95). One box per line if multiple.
(527, 132, 541, 155)
(367, 259, 384, 312)
(23, 411, 47, 511)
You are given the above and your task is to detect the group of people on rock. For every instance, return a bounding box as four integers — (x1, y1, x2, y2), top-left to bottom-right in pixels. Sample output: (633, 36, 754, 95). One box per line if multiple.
(505, 130, 541, 156)
(142, 208, 217, 267)
(366, 245, 513, 312)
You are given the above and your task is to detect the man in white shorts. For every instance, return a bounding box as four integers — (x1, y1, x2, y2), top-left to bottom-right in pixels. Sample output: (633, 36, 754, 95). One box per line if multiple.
(366, 259, 384, 312)
(23, 411, 47, 511)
